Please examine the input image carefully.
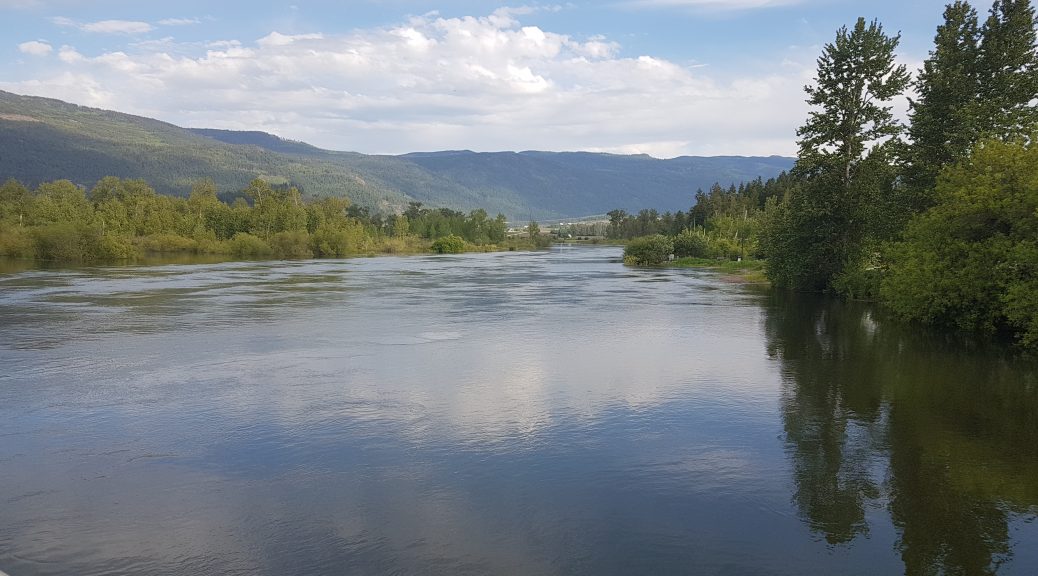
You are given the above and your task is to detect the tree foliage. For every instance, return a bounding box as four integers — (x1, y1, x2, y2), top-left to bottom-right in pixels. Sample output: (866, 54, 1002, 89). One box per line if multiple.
(977, 0, 1038, 140)
(907, 0, 1038, 200)
(906, 1, 982, 199)
(0, 176, 531, 262)
(761, 17, 910, 294)
(431, 234, 465, 254)
(882, 139, 1038, 346)
(623, 235, 674, 266)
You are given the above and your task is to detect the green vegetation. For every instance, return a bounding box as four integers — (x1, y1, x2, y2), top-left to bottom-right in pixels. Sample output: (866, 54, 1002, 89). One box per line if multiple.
(0, 176, 545, 262)
(671, 257, 768, 283)
(759, 17, 910, 294)
(0, 90, 792, 221)
(613, 175, 792, 274)
(616, 1, 1038, 350)
(882, 139, 1038, 347)
(612, 175, 794, 268)
(759, 1, 1038, 349)
(431, 234, 465, 254)
(623, 235, 673, 266)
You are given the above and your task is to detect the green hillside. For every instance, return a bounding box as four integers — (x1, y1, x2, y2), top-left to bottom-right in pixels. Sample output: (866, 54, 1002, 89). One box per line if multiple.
(1, 90, 794, 219)
(0, 91, 404, 210)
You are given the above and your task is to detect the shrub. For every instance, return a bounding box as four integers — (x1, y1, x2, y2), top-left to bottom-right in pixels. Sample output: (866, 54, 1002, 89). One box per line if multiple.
(310, 222, 368, 257)
(624, 234, 673, 265)
(269, 230, 313, 259)
(228, 232, 272, 258)
(32, 223, 91, 261)
(881, 139, 1038, 348)
(97, 234, 139, 260)
(138, 233, 198, 253)
(431, 234, 465, 254)
(0, 226, 35, 258)
(673, 229, 709, 258)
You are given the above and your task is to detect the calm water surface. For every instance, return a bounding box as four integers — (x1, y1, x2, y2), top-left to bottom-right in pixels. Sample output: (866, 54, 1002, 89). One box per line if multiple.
(1, 246, 1036, 575)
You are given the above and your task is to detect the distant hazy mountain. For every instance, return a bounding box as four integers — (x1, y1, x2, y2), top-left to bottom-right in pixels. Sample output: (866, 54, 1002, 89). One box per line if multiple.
(0, 90, 793, 219)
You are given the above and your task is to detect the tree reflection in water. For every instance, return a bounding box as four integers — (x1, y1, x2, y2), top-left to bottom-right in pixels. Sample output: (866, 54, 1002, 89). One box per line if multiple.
(763, 291, 1038, 574)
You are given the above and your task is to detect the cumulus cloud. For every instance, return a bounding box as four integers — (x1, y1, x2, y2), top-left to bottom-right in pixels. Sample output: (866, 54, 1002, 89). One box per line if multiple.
(56, 44, 84, 63)
(8, 7, 812, 156)
(18, 40, 52, 56)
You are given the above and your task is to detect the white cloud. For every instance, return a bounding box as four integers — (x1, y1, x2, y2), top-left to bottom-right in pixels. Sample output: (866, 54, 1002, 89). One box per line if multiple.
(623, 0, 803, 10)
(82, 19, 154, 34)
(18, 40, 52, 56)
(8, 7, 811, 156)
(51, 17, 154, 34)
(49, 16, 76, 27)
(158, 18, 201, 26)
(56, 44, 84, 63)
(256, 31, 324, 47)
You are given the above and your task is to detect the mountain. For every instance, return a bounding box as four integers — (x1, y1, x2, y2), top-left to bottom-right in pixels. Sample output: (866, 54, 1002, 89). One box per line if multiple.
(0, 90, 794, 220)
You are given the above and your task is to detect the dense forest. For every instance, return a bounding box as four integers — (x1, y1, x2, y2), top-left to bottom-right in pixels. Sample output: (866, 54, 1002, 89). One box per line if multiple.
(0, 176, 547, 261)
(620, 0, 1038, 350)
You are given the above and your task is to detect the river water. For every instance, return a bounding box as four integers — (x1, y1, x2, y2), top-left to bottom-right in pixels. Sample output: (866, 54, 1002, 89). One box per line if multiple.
(1, 246, 1036, 575)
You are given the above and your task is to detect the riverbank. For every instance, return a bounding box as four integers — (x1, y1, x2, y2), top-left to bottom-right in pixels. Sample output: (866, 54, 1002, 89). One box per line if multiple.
(668, 257, 769, 284)
(0, 232, 553, 268)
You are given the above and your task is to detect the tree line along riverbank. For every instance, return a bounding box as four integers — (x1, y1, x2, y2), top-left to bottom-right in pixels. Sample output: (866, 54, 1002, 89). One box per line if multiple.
(0, 176, 551, 262)
(619, 1, 1038, 351)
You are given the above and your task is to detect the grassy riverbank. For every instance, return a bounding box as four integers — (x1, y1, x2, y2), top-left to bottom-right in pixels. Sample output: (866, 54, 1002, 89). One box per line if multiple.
(669, 257, 769, 284)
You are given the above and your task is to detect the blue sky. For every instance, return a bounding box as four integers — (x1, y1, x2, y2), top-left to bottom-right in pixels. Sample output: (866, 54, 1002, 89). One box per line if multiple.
(2, 1, 961, 156)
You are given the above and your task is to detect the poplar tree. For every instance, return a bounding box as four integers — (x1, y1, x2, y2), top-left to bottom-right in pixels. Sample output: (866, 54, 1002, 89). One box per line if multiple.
(762, 18, 910, 293)
(977, 0, 1038, 140)
(905, 2, 981, 201)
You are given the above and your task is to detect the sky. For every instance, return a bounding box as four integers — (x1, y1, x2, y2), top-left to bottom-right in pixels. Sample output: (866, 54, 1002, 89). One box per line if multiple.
(1, 0, 962, 157)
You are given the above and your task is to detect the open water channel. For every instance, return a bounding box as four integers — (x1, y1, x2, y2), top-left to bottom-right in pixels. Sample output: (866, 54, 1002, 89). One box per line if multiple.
(1, 245, 1036, 575)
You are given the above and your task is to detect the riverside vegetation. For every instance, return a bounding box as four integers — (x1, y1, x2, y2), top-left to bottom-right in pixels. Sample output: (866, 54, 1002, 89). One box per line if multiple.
(621, 0, 1038, 350)
(0, 176, 549, 261)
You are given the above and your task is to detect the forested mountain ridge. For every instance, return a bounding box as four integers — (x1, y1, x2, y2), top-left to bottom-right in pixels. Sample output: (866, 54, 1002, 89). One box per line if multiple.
(1, 90, 793, 219)
(0, 91, 404, 211)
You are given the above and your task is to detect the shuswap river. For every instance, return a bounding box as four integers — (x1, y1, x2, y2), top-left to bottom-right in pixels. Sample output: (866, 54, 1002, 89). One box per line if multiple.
(1, 245, 1036, 575)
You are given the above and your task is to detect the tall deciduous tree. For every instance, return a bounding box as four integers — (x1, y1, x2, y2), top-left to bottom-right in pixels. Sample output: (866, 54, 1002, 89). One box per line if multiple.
(977, 0, 1038, 140)
(761, 18, 910, 293)
(796, 18, 910, 183)
(906, 2, 981, 201)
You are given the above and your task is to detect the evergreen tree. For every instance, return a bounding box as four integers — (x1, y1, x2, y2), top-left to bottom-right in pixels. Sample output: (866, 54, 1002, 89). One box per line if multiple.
(906, 2, 981, 201)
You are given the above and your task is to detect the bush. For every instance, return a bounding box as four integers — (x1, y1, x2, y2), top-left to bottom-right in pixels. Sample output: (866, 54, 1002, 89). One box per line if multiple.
(881, 139, 1038, 348)
(32, 223, 92, 261)
(624, 234, 673, 265)
(97, 234, 139, 260)
(431, 234, 465, 254)
(269, 230, 313, 259)
(0, 226, 35, 258)
(228, 232, 272, 258)
(310, 222, 368, 257)
(138, 233, 198, 253)
(673, 229, 709, 258)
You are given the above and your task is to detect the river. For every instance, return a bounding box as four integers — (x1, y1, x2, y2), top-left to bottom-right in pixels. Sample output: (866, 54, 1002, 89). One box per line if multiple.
(1, 246, 1036, 575)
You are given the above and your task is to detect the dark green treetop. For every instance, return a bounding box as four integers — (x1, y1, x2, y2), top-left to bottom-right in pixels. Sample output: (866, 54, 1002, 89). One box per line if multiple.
(977, 0, 1038, 140)
(906, 1, 981, 199)
(796, 17, 911, 183)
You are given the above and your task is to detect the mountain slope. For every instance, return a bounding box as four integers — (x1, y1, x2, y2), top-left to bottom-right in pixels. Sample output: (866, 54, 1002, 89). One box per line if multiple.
(1, 90, 794, 219)
(0, 91, 405, 210)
